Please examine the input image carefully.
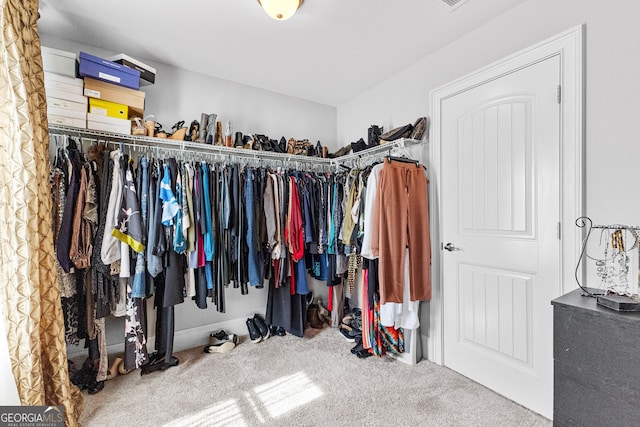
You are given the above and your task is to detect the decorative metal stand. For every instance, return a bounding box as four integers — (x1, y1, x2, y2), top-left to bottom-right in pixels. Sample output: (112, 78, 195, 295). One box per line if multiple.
(575, 216, 640, 311)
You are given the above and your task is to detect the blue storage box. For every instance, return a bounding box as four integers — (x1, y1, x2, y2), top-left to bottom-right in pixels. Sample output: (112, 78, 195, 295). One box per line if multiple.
(78, 51, 140, 90)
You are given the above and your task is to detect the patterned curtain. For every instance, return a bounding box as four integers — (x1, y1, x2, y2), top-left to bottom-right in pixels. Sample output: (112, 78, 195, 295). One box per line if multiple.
(0, 0, 82, 424)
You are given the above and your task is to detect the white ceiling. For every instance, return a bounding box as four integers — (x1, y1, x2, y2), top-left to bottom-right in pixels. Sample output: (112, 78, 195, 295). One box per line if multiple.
(37, 0, 527, 106)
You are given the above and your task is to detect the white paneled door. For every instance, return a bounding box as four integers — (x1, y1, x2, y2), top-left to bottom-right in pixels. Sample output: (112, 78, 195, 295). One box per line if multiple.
(441, 55, 560, 418)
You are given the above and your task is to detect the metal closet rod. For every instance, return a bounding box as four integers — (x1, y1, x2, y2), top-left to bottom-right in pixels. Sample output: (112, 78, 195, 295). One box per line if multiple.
(592, 224, 640, 230)
(47, 124, 422, 167)
(576, 216, 640, 231)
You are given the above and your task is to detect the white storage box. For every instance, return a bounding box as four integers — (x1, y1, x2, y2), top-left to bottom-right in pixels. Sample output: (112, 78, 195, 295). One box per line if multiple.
(47, 106, 86, 121)
(48, 114, 86, 129)
(44, 72, 83, 96)
(47, 96, 87, 113)
(41, 46, 76, 77)
(45, 88, 87, 105)
(87, 121, 131, 134)
(87, 112, 130, 135)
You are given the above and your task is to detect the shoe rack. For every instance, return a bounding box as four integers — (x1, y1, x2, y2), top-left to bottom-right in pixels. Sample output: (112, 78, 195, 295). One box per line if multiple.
(48, 124, 425, 169)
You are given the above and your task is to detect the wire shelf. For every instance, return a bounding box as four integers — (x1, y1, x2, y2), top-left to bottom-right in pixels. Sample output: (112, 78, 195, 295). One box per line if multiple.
(48, 124, 425, 167)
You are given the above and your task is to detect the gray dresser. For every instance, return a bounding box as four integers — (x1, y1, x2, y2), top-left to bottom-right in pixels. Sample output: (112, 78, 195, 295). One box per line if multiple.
(552, 289, 640, 426)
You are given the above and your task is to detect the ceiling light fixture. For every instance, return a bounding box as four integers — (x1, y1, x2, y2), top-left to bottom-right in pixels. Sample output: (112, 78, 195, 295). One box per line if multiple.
(257, 0, 304, 21)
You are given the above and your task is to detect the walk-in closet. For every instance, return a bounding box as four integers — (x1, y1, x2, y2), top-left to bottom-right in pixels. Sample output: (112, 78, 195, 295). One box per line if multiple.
(5, 1, 639, 426)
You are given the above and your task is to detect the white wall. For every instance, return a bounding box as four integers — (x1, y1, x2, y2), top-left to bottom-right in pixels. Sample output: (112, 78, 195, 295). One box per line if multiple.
(337, 0, 640, 356)
(339, 0, 640, 224)
(40, 34, 337, 148)
(39, 33, 335, 352)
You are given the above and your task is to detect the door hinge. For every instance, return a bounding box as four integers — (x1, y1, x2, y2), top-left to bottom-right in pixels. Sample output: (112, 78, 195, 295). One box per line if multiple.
(557, 222, 562, 240)
(557, 85, 562, 104)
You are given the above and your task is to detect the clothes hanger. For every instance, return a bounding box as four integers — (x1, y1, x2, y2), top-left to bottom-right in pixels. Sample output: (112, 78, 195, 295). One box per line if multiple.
(386, 154, 419, 167)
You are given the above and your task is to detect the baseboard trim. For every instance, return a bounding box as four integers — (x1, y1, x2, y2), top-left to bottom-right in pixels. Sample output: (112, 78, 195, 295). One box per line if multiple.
(67, 317, 248, 360)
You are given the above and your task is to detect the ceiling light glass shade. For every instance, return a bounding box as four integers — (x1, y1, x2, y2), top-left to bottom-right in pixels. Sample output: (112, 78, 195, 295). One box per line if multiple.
(258, 0, 303, 21)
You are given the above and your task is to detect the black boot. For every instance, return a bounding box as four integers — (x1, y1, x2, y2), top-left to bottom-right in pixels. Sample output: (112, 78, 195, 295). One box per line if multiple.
(368, 125, 383, 147)
(234, 132, 244, 148)
(185, 120, 199, 142)
(351, 137, 367, 153)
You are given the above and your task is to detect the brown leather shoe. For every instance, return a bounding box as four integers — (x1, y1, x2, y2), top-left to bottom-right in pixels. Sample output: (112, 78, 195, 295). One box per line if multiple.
(411, 116, 428, 140)
(380, 123, 413, 142)
(307, 304, 323, 329)
(333, 144, 352, 157)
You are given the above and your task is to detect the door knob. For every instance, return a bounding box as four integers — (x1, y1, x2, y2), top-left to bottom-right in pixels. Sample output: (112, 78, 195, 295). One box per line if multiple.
(443, 242, 459, 252)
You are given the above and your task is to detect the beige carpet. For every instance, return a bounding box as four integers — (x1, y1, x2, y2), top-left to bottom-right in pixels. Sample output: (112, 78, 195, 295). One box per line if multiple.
(79, 326, 551, 426)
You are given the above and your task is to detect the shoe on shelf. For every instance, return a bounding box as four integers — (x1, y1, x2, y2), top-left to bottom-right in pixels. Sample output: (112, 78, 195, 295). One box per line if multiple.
(351, 137, 367, 153)
(243, 134, 255, 150)
(411, 116, 428, 140)
(144, 115, 156, 137)
(155, 123, 167, 138)
(131, 117, 146, 136)
(185, 119, 199, 142)
(246, 318, 262, 344)
(205, 113, 217, 145)
(368, 125, 383, 147)
(234, 132, 244, 148)
(168, 120, 187, 140)
(253, 313, 270, 340)
(215, 121, 223, 145)
(196, 113, 208, 143)
(379, 123, 413, 143)
(332, 144, 352, 158)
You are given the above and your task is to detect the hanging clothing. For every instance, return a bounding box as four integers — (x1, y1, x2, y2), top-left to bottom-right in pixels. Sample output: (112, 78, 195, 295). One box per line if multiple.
(371, 159, 431, 304)
(101, 149, 124, 265)
(161, 158, 186, 308)
(112, 160, 145, 254)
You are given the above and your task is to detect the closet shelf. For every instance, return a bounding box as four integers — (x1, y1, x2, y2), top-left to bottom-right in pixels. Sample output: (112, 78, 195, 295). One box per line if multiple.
(48, 124, 423, 166)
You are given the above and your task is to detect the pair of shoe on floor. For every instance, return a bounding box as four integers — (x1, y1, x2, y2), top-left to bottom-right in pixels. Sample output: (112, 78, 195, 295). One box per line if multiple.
(307, 297, 330, 329)
(350, 335, 373, 359)
(342, 308, 361, 326)
(104, 356, 135, 381)
(338, 325, 372, 358)
(203, 329, 238, 354)
(246, 313, 276, 343)
(72, 357, 105, 394)
(339, 308, 362, 342)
